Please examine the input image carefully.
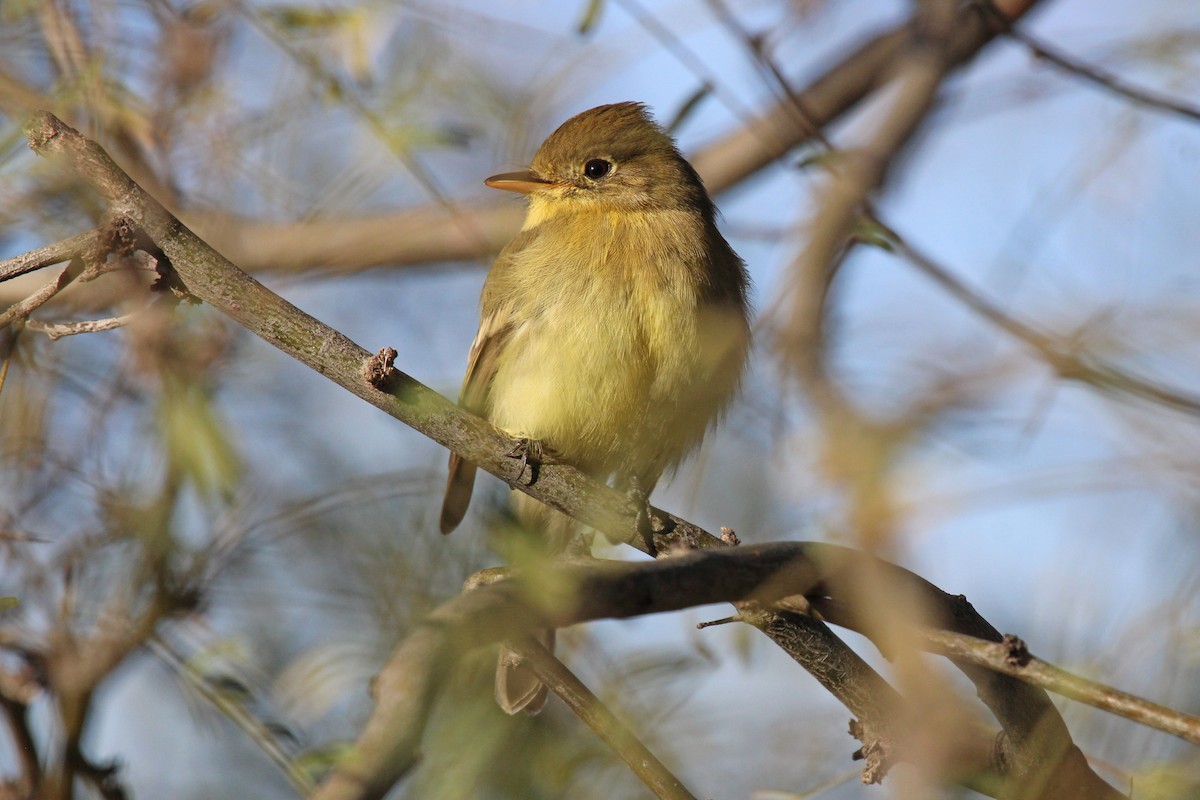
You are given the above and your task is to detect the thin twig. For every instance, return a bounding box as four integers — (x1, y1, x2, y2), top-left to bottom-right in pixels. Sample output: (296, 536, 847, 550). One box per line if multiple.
(0, 228, 103, 284)
(123, 0, 1014, 280)
(305, 541, 1141, 800)
(701, 1, 1200, 433)
(0, 330, 14, 399)
(25, 310, 141, 340)
(0, 0, 1038, 293)
(977, 0, 1200, 123)
(306, 546, 1004, 800)
(41, 518, 195, 800)
(920, 629, 1200, 747)
(885, 229, 1200, 416)
(0, 259, 88, 328)
(705, 1, 1200, 420)
(514, 637, 700, 800)
(703, 0, 838, 153)
(236, 2, 498, 266)
(150, 638, 314, 795)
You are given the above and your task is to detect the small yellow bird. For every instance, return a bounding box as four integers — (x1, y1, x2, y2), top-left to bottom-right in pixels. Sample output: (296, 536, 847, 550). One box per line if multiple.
(440, 102, 750, 713)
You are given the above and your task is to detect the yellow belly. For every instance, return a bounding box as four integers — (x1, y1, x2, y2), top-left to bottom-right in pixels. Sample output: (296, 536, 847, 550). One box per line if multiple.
(487, 287, 744, 485)
(481, 206, 748, 486)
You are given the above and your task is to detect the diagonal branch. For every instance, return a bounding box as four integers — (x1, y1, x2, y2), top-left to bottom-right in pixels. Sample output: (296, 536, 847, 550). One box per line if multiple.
(659, 0, 1200, 423)
(0, 258, 88, 328)
(150, 638, 314, 795)
(920, 628, 1200, 747)
(883, 229, 1200, 416)
(0, 228, 104, 284)
(977, 0, 1200, 124)
(514, 637, 699, 800)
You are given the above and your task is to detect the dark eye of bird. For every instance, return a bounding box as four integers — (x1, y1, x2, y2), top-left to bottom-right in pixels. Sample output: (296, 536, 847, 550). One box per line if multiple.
(583, 158, 612, 180)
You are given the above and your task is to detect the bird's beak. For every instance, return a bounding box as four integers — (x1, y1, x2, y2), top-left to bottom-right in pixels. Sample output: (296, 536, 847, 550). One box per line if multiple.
(484, 171, 556, 194)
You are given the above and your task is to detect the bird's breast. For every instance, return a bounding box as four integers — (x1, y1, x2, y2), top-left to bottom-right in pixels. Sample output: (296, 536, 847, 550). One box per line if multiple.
(485, 209, 723, 474)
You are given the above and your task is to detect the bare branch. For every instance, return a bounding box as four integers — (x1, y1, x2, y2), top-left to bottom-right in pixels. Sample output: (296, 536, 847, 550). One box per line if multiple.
(806, 568, 1122, 800)
(150, 638, 314, 795)
(921, 629, 1200, 747)
(25, 309, 142, 340)
(35, 0, 90, 81)
(0, 671, 41, 795)
(240, 6, 499, 263)
(886, 230, 1200, 416)
(42, 590, 178, 800)
(24, 109, 902, 792)
(107, 0, 1045, 281)
(515, 637, 700, 800)
(0, 229, 104, 284)
(978, 0, 1200, 124)
(691, 0, 1200, 424)
(0, 259, 88, 329)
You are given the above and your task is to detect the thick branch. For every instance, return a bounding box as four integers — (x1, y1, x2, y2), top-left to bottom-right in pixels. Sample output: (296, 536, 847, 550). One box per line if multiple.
(307, 548, 892, 800)
(309, 543, 1127, 800)
(804, 558, 1125, 800)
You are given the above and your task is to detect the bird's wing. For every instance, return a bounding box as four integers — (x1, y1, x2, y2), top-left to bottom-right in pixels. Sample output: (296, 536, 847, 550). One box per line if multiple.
(439, 305, 514, 534)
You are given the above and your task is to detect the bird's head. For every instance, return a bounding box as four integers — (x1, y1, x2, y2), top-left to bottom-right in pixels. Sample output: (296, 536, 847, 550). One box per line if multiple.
(485, 102, 712, 217)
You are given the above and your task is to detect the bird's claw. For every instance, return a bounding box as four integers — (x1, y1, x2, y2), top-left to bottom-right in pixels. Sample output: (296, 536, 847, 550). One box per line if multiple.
(505, 437, 552, 485)
(625, 476, 660, 556)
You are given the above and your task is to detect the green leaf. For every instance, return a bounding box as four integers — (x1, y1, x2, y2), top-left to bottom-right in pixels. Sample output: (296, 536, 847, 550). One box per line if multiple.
(666, 82, 713, 135)
(794, 147, 839, 172)
(1132, 764, 1200, 800)
(851, 216, 898, 252)
(160, 377, 240, 499)
(0, 596, 19, 613)
(576, 0, 605, 36)
(264, 6, 353, 31)
(295, 741, 355, 783)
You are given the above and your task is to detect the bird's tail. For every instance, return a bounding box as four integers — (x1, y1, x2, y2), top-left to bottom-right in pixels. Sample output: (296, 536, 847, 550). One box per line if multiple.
(439, 453, 476, 534)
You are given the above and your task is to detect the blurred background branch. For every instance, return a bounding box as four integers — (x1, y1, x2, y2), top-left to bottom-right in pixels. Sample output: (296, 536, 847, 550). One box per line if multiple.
(2, 1, 1198, 799)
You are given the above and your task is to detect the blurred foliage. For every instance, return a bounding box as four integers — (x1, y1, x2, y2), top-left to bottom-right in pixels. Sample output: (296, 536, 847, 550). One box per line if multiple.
(0, 0, 1199, 799)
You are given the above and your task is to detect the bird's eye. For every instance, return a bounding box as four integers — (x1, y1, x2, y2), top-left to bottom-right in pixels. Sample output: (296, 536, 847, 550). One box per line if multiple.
(583, 158, 612, 180)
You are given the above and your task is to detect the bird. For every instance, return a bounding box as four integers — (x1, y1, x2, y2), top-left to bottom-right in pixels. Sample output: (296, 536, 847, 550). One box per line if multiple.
(439, 101, 750, 714)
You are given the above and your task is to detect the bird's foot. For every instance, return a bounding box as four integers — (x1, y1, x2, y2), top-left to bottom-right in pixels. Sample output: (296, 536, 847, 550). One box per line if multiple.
(505, 437, 555, 485)
(625, 476, 663, 557)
